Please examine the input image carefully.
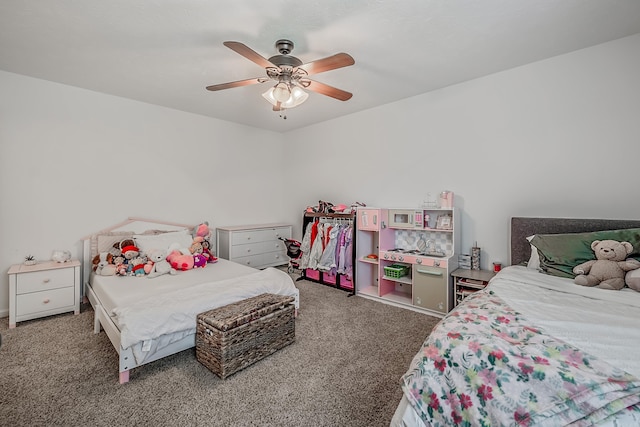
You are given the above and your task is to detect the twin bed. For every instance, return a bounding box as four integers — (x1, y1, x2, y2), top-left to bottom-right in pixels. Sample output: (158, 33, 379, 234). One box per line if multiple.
(82, 218, 299, 384)
(392, 217, 640, 426)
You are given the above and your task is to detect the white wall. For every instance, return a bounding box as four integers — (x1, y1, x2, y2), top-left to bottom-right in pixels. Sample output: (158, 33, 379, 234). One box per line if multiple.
(0, 71, 288, 315)
(1, 33, 639, 317)
(283, 33, 640, 269)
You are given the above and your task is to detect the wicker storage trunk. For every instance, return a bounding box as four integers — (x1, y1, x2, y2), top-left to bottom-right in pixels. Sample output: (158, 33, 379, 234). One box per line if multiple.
(196, 293, 295, 379)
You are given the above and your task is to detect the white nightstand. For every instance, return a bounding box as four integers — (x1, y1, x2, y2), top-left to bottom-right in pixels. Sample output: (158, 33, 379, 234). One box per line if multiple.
(8, 259, 81, 328)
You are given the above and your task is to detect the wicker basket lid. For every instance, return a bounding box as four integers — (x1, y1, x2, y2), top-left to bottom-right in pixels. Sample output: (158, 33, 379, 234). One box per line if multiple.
(199, 293, 295, 332)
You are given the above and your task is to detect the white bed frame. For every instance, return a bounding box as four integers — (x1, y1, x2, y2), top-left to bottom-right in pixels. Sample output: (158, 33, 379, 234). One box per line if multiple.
(82, 217, 198, 384)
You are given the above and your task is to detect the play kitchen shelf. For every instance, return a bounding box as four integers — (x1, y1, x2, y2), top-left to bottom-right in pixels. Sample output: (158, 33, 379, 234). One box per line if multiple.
(355, 206, 460, 317)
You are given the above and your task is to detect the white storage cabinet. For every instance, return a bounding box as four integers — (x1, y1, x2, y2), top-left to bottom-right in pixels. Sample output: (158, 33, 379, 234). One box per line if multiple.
(8, 259, 81, 328)
(216, 223, 292, 269)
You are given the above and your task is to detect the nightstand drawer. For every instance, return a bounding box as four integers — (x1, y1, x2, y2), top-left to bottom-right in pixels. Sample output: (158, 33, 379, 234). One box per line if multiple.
(16, 268, 75, 294)
(16, 286, 75, 316)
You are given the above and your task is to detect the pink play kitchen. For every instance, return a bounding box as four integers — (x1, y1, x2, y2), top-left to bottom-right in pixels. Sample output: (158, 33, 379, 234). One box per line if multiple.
(355, 192, 459, 316)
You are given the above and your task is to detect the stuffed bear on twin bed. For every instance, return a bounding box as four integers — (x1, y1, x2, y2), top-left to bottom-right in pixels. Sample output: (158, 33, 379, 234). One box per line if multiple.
(573, 239, 640, 290)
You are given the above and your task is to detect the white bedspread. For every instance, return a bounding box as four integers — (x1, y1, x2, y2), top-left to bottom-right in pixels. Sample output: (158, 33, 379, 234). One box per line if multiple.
(492, 266, 640, 378)
(392, 266, 640, 427)
(112, 267, 298, 350)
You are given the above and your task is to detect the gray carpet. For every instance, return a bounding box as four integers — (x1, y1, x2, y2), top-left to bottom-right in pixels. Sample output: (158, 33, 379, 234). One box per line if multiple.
(0, 277, 440, 427)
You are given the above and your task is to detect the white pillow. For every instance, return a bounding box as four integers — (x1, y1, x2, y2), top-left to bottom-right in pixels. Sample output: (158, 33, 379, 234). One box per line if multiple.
(134, 231, 193, 254)
(526, 235, 540, 269)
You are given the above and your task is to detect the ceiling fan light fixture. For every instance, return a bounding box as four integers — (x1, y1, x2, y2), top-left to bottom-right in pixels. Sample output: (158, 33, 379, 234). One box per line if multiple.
(262, 84, 309, 109)
(285, 85, 309, 107)
(272, 82, 291, 103)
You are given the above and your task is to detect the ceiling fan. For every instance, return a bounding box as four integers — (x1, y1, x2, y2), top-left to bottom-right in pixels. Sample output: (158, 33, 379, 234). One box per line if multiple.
(206, 39, 355, 112)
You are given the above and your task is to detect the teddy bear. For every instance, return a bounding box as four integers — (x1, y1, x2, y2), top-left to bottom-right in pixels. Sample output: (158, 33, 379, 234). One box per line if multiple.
(147, 248, 176, 278)
(572, 239, 640, 290)
(167, 249, 194, 271)
(110, 239, 136, 258)
(93, 252, 116, 276)
(129, 257, 147, 277)
(92, 252, 113, 271)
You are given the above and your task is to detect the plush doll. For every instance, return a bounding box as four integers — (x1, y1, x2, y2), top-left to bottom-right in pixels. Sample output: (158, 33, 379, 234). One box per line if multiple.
(192, 222, 212, 241)
(167, 250, 194, 271)
(201, 239, 216, 263)
(113, 255, 128, 276)
(193, 253, 207, 268)
(573, 239, 640, 290)
(121, 245, 140, 262)
(189, 237, 204, 255)
(130, 259, 146, 277)
(94, 252, 116, 276)
(111, 239, 135, 258)
(147, 248, 176, 278)
(92, 252, 113, 271)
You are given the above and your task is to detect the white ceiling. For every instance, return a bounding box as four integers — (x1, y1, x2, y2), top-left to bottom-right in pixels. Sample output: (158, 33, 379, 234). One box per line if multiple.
(2, 1, 640, 133)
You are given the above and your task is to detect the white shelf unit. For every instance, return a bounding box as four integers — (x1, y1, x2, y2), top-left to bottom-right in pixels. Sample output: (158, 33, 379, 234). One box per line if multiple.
(355, 207, 460, 317)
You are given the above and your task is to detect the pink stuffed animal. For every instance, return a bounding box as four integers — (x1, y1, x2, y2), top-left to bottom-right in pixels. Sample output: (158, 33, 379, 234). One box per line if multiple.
(167, 250, 194, 271)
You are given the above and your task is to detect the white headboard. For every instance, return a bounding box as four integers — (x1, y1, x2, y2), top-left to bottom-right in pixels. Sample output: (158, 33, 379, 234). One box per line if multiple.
(81, 217, 195, 295)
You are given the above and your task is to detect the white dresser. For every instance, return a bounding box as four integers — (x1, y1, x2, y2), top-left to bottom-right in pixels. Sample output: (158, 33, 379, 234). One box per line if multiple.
(216, 223, 292, 269)
(8, 259, 81, 328)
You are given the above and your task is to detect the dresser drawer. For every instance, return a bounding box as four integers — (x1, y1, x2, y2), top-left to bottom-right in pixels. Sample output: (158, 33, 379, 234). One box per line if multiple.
(16, 286, 76, 316)
(16, 267, 75, 294)
(229, 240, 285, 258)
(230, 253, 265, 268)
(232, 251, 288, 269)
(230, 227, 290, 245)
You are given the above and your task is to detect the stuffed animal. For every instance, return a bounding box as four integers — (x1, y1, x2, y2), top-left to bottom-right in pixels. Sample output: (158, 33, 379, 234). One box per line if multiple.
(113, 255, 128, 276)
(573, 239, 640, 290)
(94, 252, 116, 276)
(192, 222, 212, 241)
(167, 250, 194, 271)
(92, 252, 113, 271)
(193, 253, 207, 268)
(111, 239, 135, 258)
(147, 248, 176, 278)
(201, 240, 216, 263)
(121, 245, 140, 262)
(189, 237, 204, 255)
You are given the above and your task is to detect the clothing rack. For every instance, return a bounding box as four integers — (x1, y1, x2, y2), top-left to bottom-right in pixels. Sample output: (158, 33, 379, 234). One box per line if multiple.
(299, 212, 356, 295)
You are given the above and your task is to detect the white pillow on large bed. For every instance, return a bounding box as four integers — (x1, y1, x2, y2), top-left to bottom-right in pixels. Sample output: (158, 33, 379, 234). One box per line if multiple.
(134, 230, 193, 254)
(526, 235, 540, 269)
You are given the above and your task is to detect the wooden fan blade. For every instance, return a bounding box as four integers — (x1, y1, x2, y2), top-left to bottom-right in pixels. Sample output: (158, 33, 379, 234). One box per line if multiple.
(298, 53, 355, 75)
(306, 80, 353, 101)
(223, 41, 277, 69)
(206, 77, 263, 91)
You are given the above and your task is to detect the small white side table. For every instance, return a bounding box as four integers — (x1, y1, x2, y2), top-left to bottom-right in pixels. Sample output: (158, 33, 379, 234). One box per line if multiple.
(8, 259, 81, 328)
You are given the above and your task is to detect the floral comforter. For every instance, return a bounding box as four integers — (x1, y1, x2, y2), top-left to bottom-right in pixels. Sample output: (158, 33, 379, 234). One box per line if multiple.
(401, 289, 640, 426)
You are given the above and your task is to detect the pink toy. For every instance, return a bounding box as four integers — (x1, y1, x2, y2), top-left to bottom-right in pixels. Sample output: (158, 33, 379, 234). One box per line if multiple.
(167, 250, 194, 271)
(193, 222, 212, 241)
(193, 253, 207, 268)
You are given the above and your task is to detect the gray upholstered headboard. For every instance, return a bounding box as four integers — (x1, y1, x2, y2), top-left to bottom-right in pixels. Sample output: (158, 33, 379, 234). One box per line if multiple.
(510, 217, 640, 266)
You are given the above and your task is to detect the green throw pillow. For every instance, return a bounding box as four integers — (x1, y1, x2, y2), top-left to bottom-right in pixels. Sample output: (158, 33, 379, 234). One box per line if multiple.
(530, 228, 640, 278)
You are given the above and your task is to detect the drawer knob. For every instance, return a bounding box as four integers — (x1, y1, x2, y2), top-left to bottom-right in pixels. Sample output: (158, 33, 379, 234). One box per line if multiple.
(43, 278, 51, 283)
(43, 298, 50, 304)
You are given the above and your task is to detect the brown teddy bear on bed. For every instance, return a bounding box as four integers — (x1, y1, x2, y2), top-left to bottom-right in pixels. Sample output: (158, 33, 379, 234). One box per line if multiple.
(573, 239, 640, 290)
